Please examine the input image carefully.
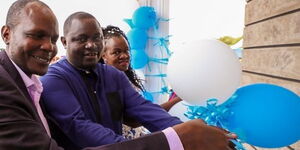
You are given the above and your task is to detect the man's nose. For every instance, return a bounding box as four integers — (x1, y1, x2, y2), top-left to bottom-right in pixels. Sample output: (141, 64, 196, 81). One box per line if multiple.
(41, 38, 55, 52)
(85, 41, 96, 49)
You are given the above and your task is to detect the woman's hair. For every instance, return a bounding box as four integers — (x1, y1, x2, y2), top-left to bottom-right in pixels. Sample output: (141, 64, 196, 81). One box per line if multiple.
(101, 25, 145, 91)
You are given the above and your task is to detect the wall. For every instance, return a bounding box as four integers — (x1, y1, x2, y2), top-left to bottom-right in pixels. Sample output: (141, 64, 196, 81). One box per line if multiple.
(242, 0, 300, 149)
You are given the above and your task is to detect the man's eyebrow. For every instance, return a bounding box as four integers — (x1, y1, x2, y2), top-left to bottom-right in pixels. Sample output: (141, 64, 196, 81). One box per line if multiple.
(73, 34, 87, 37)
(26, 29, 48, 35)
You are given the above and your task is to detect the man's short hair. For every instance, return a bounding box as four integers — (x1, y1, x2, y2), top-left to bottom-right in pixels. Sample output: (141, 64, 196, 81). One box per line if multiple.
(6, 0, 50, 29)
(63, 12, 100, 36)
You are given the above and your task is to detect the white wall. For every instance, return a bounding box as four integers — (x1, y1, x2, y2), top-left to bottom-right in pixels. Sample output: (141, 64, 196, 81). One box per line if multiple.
(0, 0, 139, 56)
(169, 0, 246, 49)
(0, 0, 245, 55)
(0, 0, 245, 103)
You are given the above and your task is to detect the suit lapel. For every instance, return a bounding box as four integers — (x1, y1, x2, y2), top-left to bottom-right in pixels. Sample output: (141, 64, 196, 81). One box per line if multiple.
(0, 50, 50, 135)
(0, 51, 33, 102)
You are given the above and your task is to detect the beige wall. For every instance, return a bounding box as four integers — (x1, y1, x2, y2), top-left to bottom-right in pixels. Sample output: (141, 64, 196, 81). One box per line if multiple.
(242, 0, 300, 149)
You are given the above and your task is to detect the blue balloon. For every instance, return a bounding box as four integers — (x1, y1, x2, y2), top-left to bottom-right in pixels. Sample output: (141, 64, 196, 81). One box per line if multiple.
(132, 6, 157, 29)
(126, 28, 148, 49)
(226, 83, 300, 148)
(130, 49, 148, 69)
(123, 18, 135, 29)
(142, 91, 154, 102)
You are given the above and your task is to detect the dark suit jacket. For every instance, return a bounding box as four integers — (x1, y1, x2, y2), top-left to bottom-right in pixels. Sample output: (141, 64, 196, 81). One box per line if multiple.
(0, 50, 63, 150)
(0, 50, 170, 150)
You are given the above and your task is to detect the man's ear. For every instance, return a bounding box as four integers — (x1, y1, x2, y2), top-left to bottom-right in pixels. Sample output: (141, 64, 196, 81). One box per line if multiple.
(101, 48, 107, 61)
(1, 26, 11, 45)
(60, 36, 67, 49)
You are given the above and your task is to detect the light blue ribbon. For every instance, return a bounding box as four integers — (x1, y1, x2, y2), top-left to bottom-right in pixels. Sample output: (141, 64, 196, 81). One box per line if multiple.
(184, 99, 232, 126)
(145, 74, 167, 78)
(149, 86, 171, 95)
(149, 35, 172, 56)
(184, 96, 246, 150)
(153, 35, 172, 56)
(155, 17, 171, 29)
(149, 57, 169, 64)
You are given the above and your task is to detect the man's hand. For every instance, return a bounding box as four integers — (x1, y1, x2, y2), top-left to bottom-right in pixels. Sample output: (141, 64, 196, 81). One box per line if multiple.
(173, 119, 236, 150)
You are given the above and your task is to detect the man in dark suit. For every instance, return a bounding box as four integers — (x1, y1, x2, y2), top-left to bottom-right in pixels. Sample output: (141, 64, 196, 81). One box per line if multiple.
(0, 0, 63, 149)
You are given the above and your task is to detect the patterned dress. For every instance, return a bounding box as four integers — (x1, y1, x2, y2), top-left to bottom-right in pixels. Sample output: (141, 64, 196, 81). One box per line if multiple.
(122, 124, 149, 139)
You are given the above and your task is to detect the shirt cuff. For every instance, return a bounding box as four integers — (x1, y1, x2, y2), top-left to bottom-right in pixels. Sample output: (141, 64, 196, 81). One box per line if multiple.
(162, 127, 184, 150)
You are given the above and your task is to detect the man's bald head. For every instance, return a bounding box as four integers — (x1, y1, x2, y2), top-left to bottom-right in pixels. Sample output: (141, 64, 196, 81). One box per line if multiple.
(63, 11, 100, 36)
(6, 0, 51, 29)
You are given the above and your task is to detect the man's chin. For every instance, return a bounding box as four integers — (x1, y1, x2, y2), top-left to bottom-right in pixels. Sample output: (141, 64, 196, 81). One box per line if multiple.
(81, 62, 97, 70)
(25, 65, 49, 76)
(33, 69, 48, 76)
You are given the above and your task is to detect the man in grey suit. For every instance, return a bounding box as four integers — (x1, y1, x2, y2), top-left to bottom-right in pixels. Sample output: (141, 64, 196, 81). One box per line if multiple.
(0, 0, 236, 149)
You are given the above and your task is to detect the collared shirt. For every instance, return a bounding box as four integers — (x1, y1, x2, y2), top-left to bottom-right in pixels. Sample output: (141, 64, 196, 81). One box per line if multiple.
(78, 69, 102, 123)
(163, 127, 184, 150)
(11, 60, 51, 136)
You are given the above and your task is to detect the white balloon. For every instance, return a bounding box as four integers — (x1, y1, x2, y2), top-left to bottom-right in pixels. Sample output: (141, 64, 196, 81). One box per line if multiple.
(167, 39, 241, 106)
(168, 101, 190, 122)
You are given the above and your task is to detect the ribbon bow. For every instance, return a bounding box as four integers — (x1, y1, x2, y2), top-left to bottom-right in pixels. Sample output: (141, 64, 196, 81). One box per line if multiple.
(184, 97, 246, 150)
(153, 35, 172, 56)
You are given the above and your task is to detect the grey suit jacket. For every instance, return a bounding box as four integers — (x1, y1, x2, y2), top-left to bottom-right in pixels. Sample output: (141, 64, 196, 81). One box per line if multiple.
(0, 50, 170, 150)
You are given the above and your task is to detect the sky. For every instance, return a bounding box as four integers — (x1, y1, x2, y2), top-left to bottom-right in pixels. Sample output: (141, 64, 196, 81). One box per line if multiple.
(0, 0, 245, 56)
